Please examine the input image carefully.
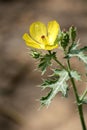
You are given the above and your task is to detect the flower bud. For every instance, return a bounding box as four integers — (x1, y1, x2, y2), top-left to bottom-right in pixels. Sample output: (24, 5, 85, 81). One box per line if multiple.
(69, 26, 77, 42)
(60, 31, 69, 49)
(31, 50, 41, 59)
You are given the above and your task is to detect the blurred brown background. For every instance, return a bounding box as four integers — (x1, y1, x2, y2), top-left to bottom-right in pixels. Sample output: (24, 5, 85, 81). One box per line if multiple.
(0, 0, 87, 130)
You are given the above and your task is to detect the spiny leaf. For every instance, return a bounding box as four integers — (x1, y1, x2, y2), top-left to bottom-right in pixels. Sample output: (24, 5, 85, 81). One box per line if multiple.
(30, 49, 41, 59)
(38, 54, 51, 74)
(77, 52, 87, 64)
(82, 97, 87, 104)
(69, 26, 77, 42)
(40, 70, 69, 106)
(38, 52, 56, 75)
(40, 69, 81, 106)
(53, 69, 81, 81)
(80, 46, 87, 52)
(66, 41, 87, 64)
(40, 89, 53, 106)
(67, 40, 80, 54)
(69, 52, 87, 64)
(71, 71, 81, 81)
(42, 78, 59, 88)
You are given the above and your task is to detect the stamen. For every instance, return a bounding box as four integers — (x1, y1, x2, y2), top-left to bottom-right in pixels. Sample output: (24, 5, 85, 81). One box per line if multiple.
(41, 35, 45, 39)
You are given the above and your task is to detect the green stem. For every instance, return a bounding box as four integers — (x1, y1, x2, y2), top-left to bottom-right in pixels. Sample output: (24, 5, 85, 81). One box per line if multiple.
(53, 56, 86, 130)
(67, 59, 86, 130)
(53, 56, 68, 71)
(48, 50, 68, 71)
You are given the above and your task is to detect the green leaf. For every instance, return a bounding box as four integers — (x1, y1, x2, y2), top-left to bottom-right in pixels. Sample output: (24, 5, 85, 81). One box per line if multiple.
(30, 49, 41, 59)
(69, 26, 77, 42)
(71, 71, 81, 81)
(38, 52, 56, 75)
(53, 69, 81, 81)
(80, 46, 87, 52)
(69, 52, 87, 64)
(38, 54, 51, 75)
(59, 31, 69, 50)
(40, 69, 81, 106)
(40, 69, 69, 106)
(82, 97, 87, 104)
(41, 78, 59, 88)
(40, 89, 53, 106)
(66, 41, 87, 64)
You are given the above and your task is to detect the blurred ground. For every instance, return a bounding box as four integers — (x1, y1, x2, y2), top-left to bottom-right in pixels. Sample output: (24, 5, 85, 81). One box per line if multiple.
(0, 0, 87, 130)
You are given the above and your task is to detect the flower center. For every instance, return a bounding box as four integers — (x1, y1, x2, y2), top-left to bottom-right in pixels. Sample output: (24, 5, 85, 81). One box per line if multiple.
(41, 35, 45, 39)
(41, 35, 48, 47)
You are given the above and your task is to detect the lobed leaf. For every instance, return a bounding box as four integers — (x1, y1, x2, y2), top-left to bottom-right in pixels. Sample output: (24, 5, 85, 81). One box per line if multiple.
(66, 41, 87, 65)
(38, 52, 56, 75)
(40, 70, 69, 106)
(71, 70, 81, 81)
(40, 69, 81, 106)
(82, 97, 87, 104)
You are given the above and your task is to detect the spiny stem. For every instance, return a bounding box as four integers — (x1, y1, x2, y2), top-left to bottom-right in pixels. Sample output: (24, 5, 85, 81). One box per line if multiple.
(53, 55, 86, 130)
(67, 59, 86, 130)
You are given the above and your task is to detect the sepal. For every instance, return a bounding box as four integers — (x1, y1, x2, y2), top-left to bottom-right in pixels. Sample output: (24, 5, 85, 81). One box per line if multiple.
(30, 49, 41, 59)
(69, 26, 77, 42)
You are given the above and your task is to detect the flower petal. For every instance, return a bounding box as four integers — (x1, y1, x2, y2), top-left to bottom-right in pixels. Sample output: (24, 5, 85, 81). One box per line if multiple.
(22, 33, 41, 49)
(47, 20, 60, 45)
(45, 44, 58, 50)
(30, 22, 47, 43)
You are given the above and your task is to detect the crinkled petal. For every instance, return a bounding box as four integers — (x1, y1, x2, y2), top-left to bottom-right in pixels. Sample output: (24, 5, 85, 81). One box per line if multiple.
(22, 33, 41, 49)
(47, 21, 60, 45)
(30, 22, 47, 43)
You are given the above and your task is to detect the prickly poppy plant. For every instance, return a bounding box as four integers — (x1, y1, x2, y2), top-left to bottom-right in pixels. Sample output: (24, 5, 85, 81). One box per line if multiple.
(23, 20, 87, 130)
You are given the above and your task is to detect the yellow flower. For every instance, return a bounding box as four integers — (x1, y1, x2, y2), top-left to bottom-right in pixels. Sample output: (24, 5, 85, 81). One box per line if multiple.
(22, 20, 60, 50)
